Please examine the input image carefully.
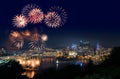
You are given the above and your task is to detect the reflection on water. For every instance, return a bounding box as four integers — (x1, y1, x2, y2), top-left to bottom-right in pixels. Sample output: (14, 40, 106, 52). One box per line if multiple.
(17, 58, 41, 69)
(22, 70, 35, 79)
(56, 63, 59, 70)
(21, 58, 75, 78)
(19, 55, 109, 79)
(22, 57, 56, 78)
(21, 57, 88, 79)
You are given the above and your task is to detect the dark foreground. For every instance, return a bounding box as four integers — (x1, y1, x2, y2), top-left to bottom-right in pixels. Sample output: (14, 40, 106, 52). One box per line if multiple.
(0, 47, 120, 79)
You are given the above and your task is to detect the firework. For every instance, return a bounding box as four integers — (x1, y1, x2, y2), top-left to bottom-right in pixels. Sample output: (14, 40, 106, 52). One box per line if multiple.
(29, 33, 42, 50)
(21, 30, 31, 40)
(9, 31, 24, 49)
(10, 31, 21, 38)
(13, 14, 27, 28)
(44, 12, 61, 28)
(41, 34, 48, 42)
(28, 8, 44, 24)
(21, 30, 31, 37)
(12, 39, 24, 50)
(33, 33, 41, 42)
(29, 41, 42, 50)
(22, 4, 39, 16)
(45, 6, 67, 28)
(22, 4, 44, 24)
(8, 40, 23, 50)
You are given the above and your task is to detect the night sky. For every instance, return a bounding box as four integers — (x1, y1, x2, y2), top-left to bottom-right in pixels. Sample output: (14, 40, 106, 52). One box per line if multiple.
(0, 0, 120, 49)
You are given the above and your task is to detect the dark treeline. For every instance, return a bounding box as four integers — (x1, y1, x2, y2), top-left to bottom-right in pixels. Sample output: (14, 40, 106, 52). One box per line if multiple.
(0, 60, 28, 79)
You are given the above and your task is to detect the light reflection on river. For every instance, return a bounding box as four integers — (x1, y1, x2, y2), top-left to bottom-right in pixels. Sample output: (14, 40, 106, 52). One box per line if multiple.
(22, 70, 35, 79)
(21, 57, 90, 79)
(22, 57, 56, 79)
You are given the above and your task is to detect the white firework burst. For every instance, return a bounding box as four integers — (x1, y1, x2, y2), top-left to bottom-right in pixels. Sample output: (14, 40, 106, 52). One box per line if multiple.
(13, 14, 27, 28)
(41, 34, 48, 42)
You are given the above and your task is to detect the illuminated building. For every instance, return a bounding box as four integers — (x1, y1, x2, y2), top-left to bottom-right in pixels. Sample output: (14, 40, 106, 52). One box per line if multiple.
(71, 43, 77, 50)
(68, 51, 77, 58)
(56, 50, 64, 57)
(95, 43, 103, 56)
(43, 51, 57, 57)
(77, 40, 91, 56)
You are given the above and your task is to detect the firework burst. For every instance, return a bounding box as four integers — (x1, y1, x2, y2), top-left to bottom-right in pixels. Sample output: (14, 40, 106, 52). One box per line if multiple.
(29, 33, 42, 50)
(28, 8, 44, 24)
(9, 31, 24, 49)
(44, 12, 61, 28)
(21, 30, 31, 40)
(21, 30, 31, 37)
(10, 31, 21, 38)
(12, 39, 24, 50)
(22, 4, 44, 24)
(46, 6, 67, 27)
(13, 14, 27, 28)
(41, 34, 48, 42)
(29, 41, 42, 50)
(22, 4, 39, 16)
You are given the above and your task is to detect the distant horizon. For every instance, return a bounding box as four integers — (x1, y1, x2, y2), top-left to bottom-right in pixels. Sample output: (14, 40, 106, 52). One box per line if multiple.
(0, 40, 116, 51)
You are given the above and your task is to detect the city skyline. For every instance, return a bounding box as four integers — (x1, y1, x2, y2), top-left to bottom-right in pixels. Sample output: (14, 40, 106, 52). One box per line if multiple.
(0, 0, 120, 48)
